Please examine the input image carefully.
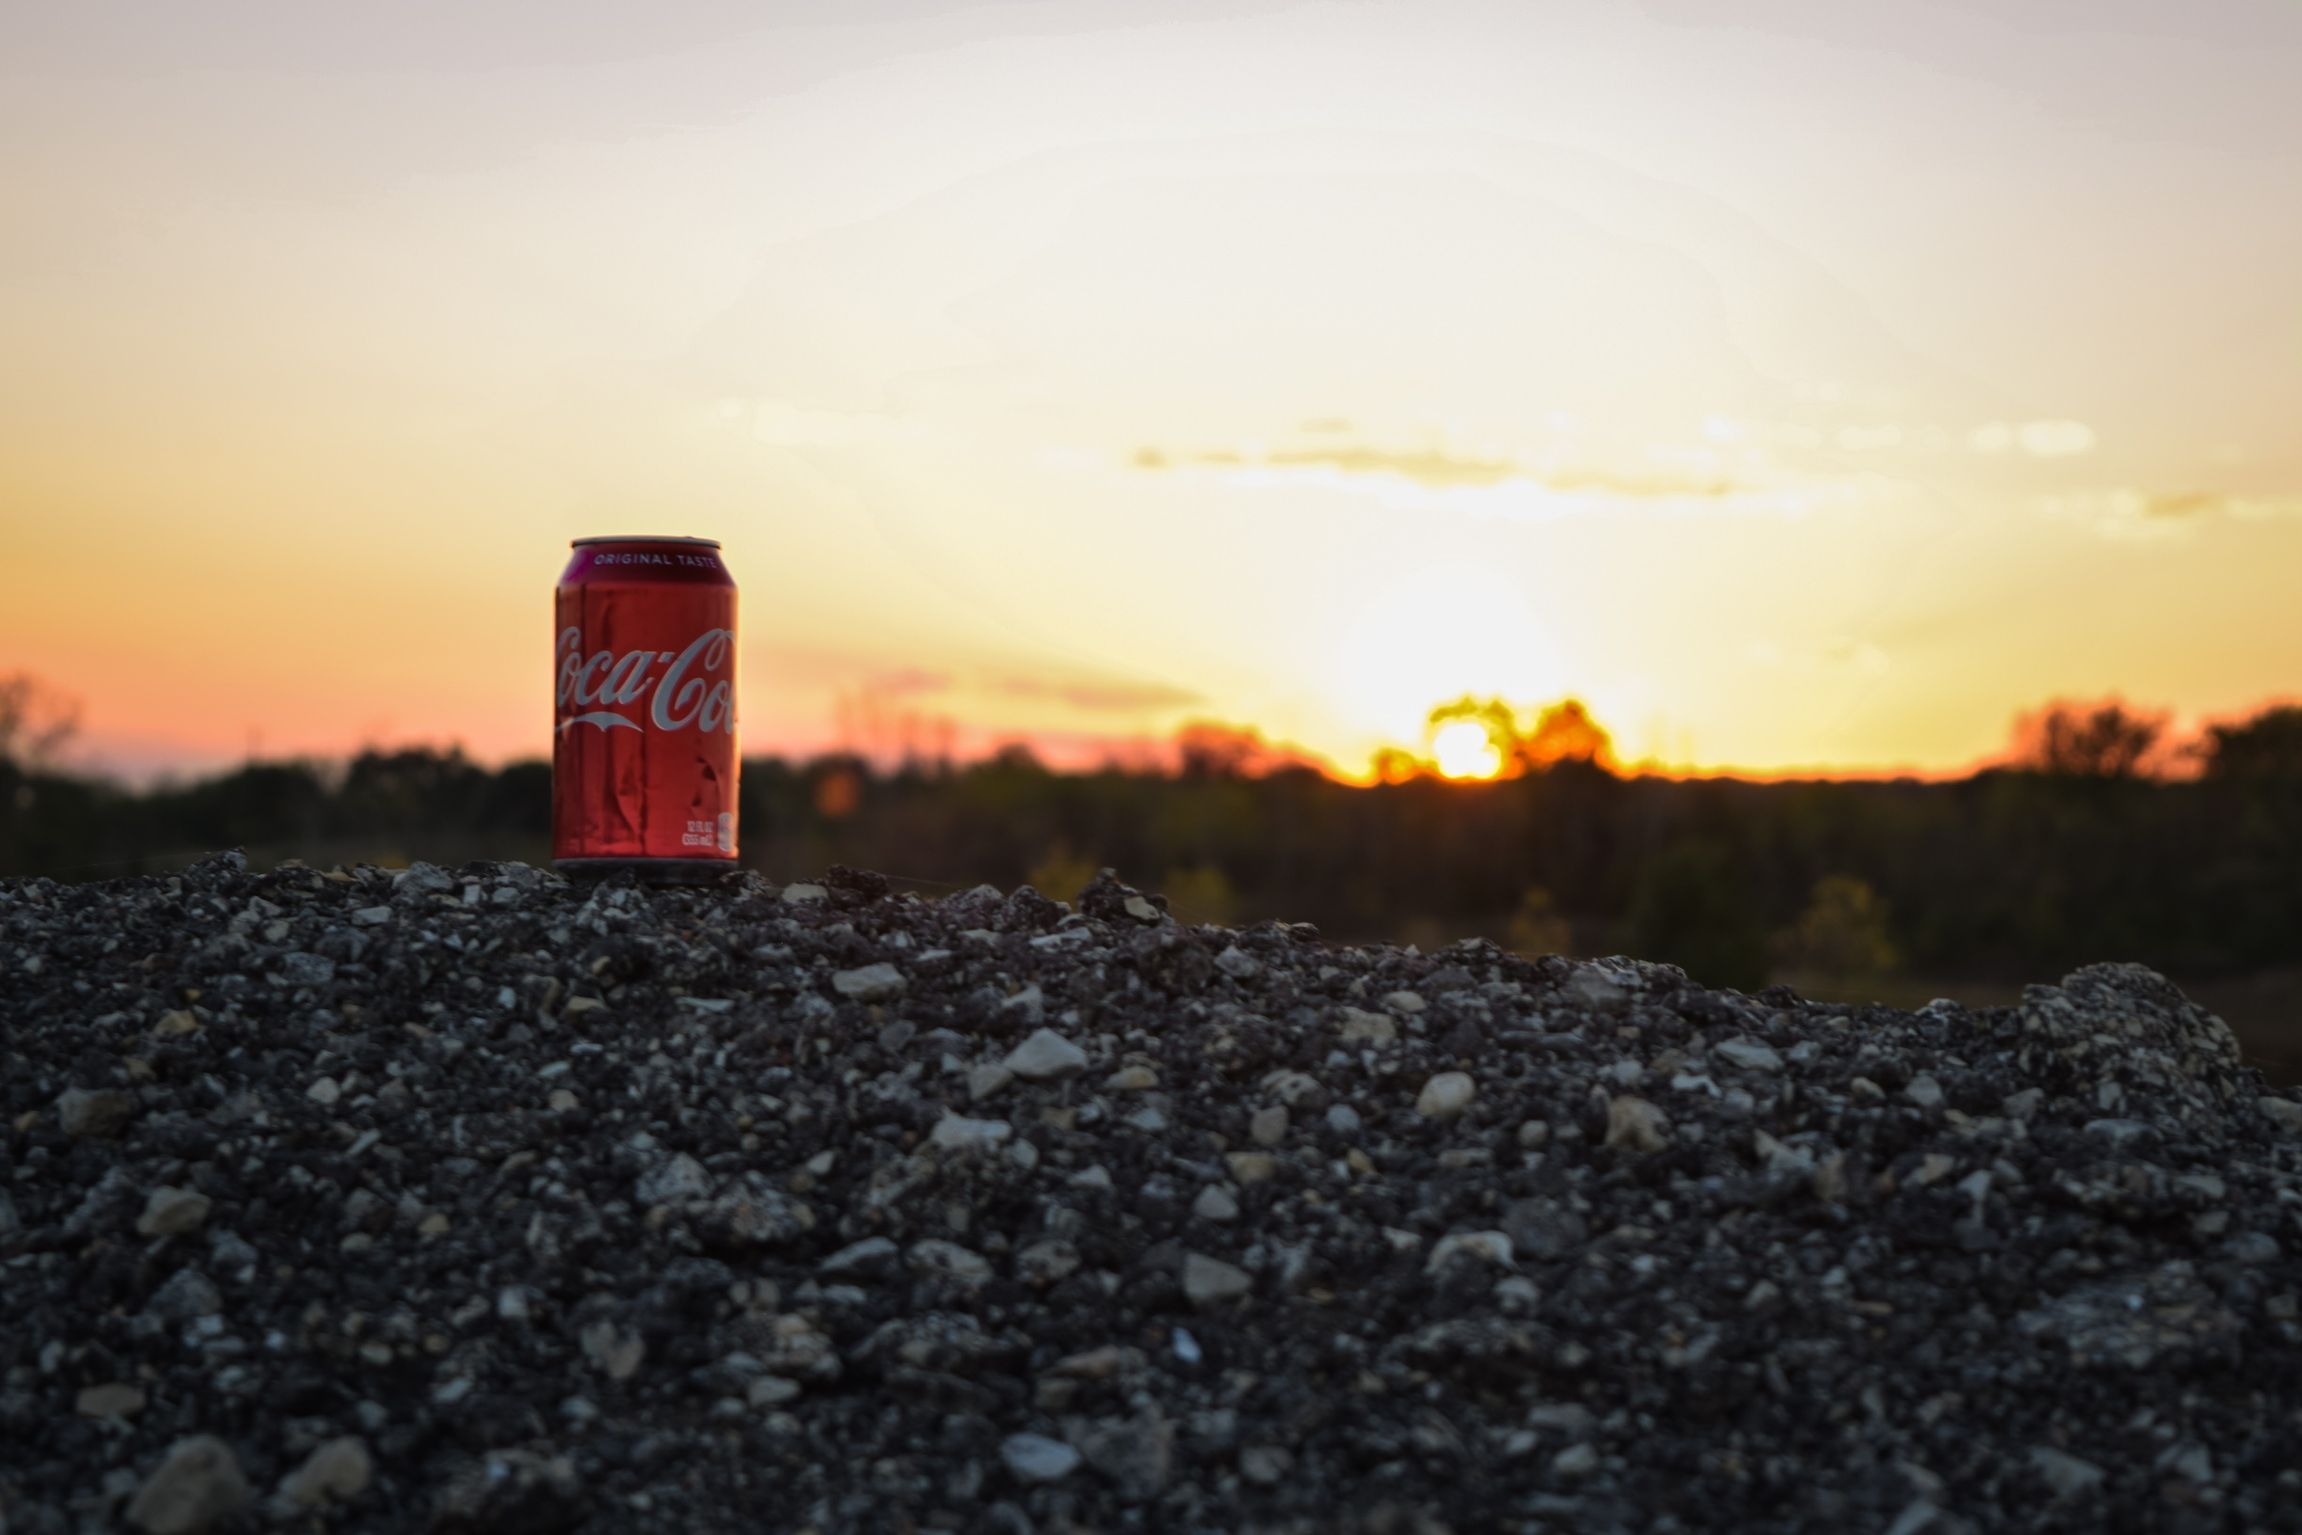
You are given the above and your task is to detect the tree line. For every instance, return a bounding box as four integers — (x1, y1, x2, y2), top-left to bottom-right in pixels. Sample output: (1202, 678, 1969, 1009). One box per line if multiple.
(3, 675, 2298, 997)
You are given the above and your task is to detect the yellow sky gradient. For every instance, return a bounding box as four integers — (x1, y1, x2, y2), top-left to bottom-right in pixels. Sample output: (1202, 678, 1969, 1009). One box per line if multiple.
(4, 0, 2299, 780)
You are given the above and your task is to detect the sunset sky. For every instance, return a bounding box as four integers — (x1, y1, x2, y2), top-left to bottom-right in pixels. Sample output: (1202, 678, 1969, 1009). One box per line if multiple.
(5, 0, 2299, 780)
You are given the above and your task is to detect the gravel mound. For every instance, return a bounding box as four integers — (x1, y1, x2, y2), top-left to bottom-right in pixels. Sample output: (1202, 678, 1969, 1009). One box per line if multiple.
(6, 853, 2302, 1533)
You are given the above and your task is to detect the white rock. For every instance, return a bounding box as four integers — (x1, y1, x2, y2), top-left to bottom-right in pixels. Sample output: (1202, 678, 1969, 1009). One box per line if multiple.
(1263, 1070, 1323, 1105)
(1003, 1028, 1088, 1081)
(1552, 1442, 1600, 1477)
(1249, 1106, 1288, 1146)
(56, 1090, 136, 1141)
(1225, 1152, 1276, 1185)
(136, 1187, 212, 1238)
(76, 1382, 147, 1419)
(1001, 1432, 1081, 1483)
(1426, 1230, 1515, 1272)
(818, 1236, 898, 1275)
(1885, 1500, 1944, 1535)
(1752, 1130, 1813, 1174)
(278, 1437, 372, 1508)
(1415, 1072, 1476, 1119)
(747, 1375, 801, 1407)
(929, 1114, 1012, 1152)
(1215, 945, 1262, 980)
(1192, 1186, 1240, 1222)
(832, 963, 906, 1002)
(907, 1239, 993, 1286)
(1909, 1153, 1956, 1187)
(2028, 1446, 2105, 1498)
(580, 1321, 645, 1381)
(1905, 1074, 1946, 1109)
(1337, 1007, 1397, 1045)
(1182, 1252, 1253, 1307)
(126, 1435, 249, 1534)
(1561, 970, 1629, 1009)
(781, 883, 828, 904)
(1713, 1037, 1783, 1072)
(1016, 1239, 1081, 1285)
(305, 1078, 341, 1107)
(1604, 1096, 1669, 1154)
(635, 1153, 710, 1206)
(349, 906, 393, 926)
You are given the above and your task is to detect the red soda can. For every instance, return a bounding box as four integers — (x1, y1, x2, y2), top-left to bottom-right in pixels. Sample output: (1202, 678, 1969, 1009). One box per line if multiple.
(553, 535, 739, 881)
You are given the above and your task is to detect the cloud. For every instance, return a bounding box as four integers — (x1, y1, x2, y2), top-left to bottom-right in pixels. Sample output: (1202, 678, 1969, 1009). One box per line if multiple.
(1135, 441, 1743, 500)
(863, 667, 952, 698)
(2143, 491, 2219, 520)
(1971, 419, 2096, 457)
(776, 644, 1201, 717)
(2040, 489, 2194, 544)
(2019, 420, 2096, 457)
(2143, 491, 2302, 522)
(2044, 487, 2302, 541)
(992, 673, 1204, 713)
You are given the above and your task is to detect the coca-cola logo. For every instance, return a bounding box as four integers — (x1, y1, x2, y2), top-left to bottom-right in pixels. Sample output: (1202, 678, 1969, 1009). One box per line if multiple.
(556, 626, 734, 735)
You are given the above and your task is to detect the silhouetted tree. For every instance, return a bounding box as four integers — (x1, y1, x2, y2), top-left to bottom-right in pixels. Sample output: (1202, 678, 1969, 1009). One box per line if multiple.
(0, 673, 79, 770)
(2010, 698, 2170, 778)
(1176, 722, 1267, 780)
(1520, 698, 1616, 773)
(2200, 704, 2302, 780)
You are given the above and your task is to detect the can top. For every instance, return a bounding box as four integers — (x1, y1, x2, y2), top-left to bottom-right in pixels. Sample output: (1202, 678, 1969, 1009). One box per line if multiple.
(570, 534, 722, 550)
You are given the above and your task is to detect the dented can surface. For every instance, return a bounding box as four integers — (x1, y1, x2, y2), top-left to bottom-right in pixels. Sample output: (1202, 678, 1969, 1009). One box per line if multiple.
(552, 535, 738, 881)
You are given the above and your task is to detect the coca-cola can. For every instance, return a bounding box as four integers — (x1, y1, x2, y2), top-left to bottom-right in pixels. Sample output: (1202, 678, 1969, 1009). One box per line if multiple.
(553, 535, 739, 881)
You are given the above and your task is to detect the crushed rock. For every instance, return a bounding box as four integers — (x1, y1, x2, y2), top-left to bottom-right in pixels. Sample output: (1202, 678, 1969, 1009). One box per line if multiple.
(3, 856, 2301, 1532)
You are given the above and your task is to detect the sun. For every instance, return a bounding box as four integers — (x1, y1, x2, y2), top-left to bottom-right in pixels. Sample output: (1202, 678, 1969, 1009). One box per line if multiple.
(1431, 719, 1504, 780)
